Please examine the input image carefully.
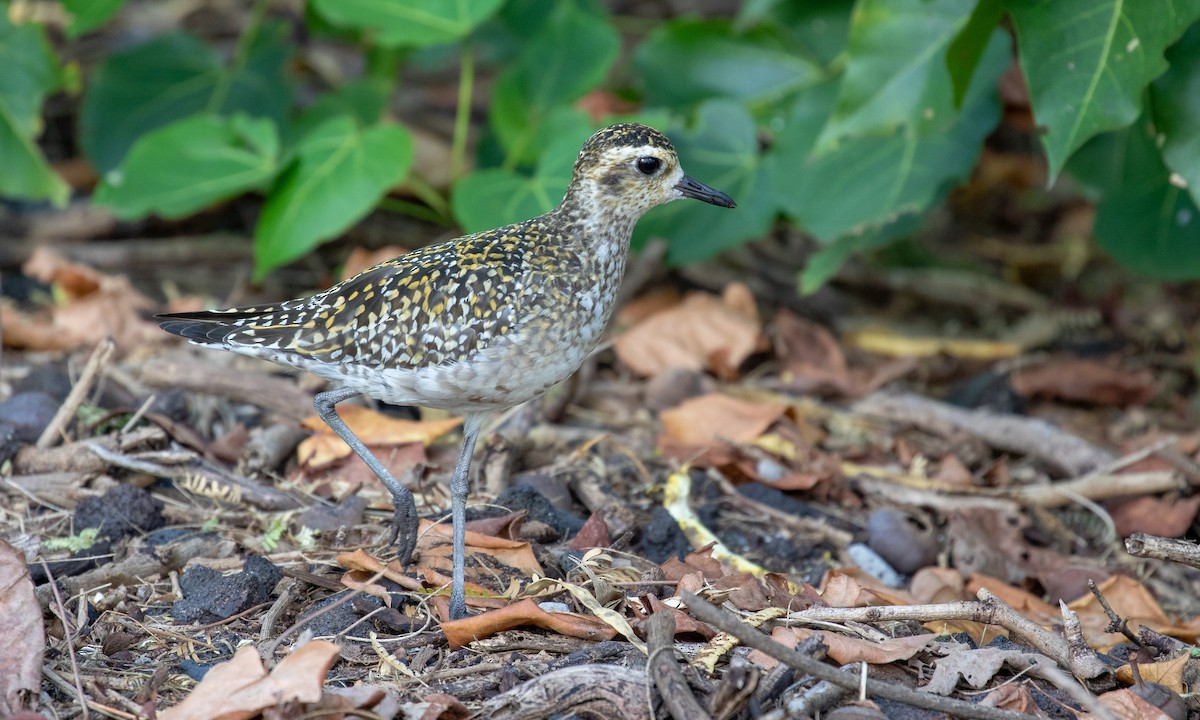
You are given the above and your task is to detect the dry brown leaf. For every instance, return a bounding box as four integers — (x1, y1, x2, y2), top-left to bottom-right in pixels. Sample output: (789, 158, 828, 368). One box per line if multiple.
(921, 646, 1048, 696)
(1080, 688, 1175, 720)
(771, 309, 852, 394)
(933, 453, 974, 487)
(659, 393, 785, 452)
(1066, 575, 1178, 648)
(0, 541, 44, 718)
(441, 598, 617, 649)
(819, 571, 871, 608)
(1011, 359, 1157, 406)
(410, 692, 470, 720)
(23, 246, 101, 299)
(908, 567, 964, 603)
(661, 547, 728, 582)
(948, 507, 1032, 583)
(18, 247, 158, 352)
(336, 545, 494, 602)
(297, 433, 427, 472)
(638, 595, 716, 639)
(1116, 653, 1189, 692)
(420, 519, 544, 575)
(1110, 494, 1200, 538)
(298, 405, 460, 467)
(614, 283, 762, 379)
(301, 405, 461, 446)
(748, 627, 935, 669)
(159, 641, 340, 720)
(566, 511, 611, 551)
(0, 301, 80, 351)
(981, 683, 1048, 716)
(967, 575, 1059, 625)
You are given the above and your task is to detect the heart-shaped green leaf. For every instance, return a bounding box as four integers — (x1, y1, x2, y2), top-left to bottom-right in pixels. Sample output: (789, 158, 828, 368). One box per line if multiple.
(489, 2, 619, 164)
(95, 113, 278, 219)
(1008, 0, 1200, 181)
(770, 29, 1007, 241)
(80, 24, 292, 173)
(255, 118, 413, 278)
(311, 0, 505, 48)
(816, 0, 983, 149)
(0, 12, 68, 204)
(1080, 118, 1200, 280)
(1150, 22, 1200, 207)
(635, 19, 820, 110)
(451, 131, 583, 232)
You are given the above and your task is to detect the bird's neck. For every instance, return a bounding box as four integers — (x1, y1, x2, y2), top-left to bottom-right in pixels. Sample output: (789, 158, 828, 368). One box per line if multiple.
(554, 182, 642, 252)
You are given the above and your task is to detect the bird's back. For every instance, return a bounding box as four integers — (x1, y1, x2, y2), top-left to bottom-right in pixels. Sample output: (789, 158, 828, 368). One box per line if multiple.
(159, 215, 618, 410)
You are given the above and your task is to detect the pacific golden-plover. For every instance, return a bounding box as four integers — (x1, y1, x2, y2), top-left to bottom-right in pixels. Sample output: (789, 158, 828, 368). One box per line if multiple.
(158, 123, 735, 619)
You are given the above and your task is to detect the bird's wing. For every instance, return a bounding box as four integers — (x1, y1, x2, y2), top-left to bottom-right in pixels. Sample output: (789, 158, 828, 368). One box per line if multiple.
(159, 230, 532, 370)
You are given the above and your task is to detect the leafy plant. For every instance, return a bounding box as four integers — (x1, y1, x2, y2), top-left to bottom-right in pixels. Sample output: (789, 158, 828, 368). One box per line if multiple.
(0, 0, 1197, 283)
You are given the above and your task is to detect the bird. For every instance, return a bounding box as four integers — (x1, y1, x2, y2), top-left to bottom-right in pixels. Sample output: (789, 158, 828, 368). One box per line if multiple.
(157, 123, 735, 620)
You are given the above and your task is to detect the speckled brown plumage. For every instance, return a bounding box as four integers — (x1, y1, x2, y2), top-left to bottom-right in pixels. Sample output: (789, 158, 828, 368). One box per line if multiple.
(158, 122, 735, 620)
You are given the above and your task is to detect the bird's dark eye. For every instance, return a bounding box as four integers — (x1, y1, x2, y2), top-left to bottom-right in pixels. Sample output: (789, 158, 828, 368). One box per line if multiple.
(636, 156, 661, 175)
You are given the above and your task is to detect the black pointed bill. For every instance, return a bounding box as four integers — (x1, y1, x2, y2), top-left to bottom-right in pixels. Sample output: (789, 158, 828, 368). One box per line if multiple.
(676, 175, 736, 208)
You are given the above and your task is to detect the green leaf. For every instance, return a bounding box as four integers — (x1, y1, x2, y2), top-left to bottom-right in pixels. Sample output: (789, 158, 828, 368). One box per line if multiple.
(0, 12, 68, 205)
(286, 77, 390, 148)
(94, 114, 278, 219)
(634, 19, 821, 110)
(490, 3, 619, 164)
(1087, 119, 1200, 280)
(1150, 22, 1200, 207)
(1006, 0, 1200, 181)
(81, 24, 292, 173)
(62, 0, 125, 37)
(255, 118, 413, 278)
(947, 0, 1004, 106)
(761, 0, 854, 68)
(636, 100, 775, 264)
(773, 30, 1007, 241)
(310, 0, 504, 48)
(799, 212, 924, 292)
(451, 131, 584, 232)
(817, 0, 983, 148)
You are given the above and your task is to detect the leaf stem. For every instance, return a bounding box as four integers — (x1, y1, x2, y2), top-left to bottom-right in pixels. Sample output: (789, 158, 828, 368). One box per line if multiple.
(450, 42, 475, 183)
(378, 197, 447, 225)
(401, 173, 452, 224)
(207, 0, 268, 114)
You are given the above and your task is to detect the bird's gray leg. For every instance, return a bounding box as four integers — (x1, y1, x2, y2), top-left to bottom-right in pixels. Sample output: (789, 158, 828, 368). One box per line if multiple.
(449, 412, 487, 620)
(314, 387, 419, 565)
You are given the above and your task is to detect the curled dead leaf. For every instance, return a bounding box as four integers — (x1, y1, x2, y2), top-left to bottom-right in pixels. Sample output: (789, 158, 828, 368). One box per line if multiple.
(441, 598, 617, 649)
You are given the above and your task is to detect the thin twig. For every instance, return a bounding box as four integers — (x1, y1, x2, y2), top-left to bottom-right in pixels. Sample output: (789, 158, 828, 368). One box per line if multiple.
(41, 559, 90, 720)
(37, 338, 115, 448)
(1125, 532, 1200, 569)
(1087, 579, 1142, 646)
(680, 592, 1031, 720)
(645, 611, 712, 720)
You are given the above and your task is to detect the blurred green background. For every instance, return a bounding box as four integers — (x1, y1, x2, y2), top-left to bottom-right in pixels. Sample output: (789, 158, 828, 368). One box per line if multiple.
(2, 0, 1198, 286)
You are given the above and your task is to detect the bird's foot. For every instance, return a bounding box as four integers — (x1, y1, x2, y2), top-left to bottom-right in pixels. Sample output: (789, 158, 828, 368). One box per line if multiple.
(387, 491, 418, 566)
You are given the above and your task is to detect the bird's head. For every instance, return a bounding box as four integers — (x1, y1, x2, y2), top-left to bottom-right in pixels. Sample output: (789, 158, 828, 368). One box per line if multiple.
(563, 123, 735, 222)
